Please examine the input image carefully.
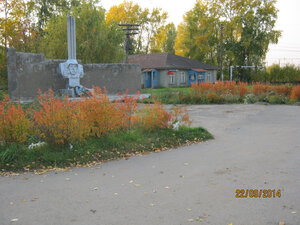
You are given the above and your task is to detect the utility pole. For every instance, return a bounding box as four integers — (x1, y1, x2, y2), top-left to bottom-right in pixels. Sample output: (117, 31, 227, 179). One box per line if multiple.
(220, 23, 224, 81)
(118, 24, 140, 63)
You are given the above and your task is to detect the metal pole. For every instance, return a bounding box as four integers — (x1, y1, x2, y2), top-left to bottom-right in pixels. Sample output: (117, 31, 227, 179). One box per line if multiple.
(220, 23, 224, 81)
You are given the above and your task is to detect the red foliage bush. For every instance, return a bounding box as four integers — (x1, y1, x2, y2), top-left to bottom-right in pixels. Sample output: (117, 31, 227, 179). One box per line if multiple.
(190, 81, 248, 98)
(33, 90, 90, 145)
(239, 82, 248, 97)
(291, 85, 300, 100)
(252, 82, 273, 95)
(0, 95, 32, 143)
(79, 87, 139, 137)
(137, 101, 172, 131)
(275, 85, 293, 97)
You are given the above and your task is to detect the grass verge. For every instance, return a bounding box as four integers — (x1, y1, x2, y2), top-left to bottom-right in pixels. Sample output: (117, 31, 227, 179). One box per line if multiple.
(0, 126, 213, 173)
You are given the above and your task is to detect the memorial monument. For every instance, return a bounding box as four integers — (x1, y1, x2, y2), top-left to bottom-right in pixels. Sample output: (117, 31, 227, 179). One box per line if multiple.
(59, 16, 90, 97)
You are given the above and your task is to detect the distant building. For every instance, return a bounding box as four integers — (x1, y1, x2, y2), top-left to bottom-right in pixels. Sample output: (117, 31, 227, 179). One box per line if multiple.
(128, 53, 218, 88)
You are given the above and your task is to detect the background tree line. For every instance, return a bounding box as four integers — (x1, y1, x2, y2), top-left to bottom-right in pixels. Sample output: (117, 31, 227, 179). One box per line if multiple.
(0, 0, 299, 88)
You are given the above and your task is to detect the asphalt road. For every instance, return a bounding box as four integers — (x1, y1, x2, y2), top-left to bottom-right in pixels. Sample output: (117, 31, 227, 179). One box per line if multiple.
(0, 104, 299, 225)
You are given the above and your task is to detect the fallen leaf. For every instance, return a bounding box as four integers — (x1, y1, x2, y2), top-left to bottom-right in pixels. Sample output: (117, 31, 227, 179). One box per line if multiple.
(114, 193, 119, 195)
(203, 213, 210, 217)
(93, 187, 99, 190)
(187, 218, 194, 222)
(111, 175, 115, 178)
(129, 180, 133, 183)
(228, 223, 233, 225)
(184, 163, 189, 166)
(291, 211, 297, 214)
(196, 217, 204, 222)
(31, 196, 39, 202)
(135, 184, 141, 187)
(149, 203, 155, 206)
(279, 222, 285, 225)
(21, 199, 26, 203)
(164, 186, 170, 189)
(11, 218, 19, 222)
(40, 180, 44, 183)
(180, 175, 184, 178)
(187, 208, 192, 211)
(65, 178, 71, 181)
(10, 202, 14, 205)
(152, 189, 157, 193)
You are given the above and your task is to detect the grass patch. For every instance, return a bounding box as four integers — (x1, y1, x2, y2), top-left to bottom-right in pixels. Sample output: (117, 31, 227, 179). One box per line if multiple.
(141, 87, 191, 104)
(0, 126, 213, 173)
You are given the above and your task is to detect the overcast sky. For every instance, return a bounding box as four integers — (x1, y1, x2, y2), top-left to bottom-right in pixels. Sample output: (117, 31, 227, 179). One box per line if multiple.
(100, 0, 300, 66)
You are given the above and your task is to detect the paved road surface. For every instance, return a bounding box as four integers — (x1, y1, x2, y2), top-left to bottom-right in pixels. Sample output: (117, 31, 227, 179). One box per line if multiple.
(1, 104, 299, 225)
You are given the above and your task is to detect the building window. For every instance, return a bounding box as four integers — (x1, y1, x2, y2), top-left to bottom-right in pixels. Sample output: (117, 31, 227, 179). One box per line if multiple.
(198, 75, 204, 80)
(190, 74, 196, 80)
(170, 75, 175, 84)
(180, 72, 186, 83)
(207, 74, 211, 82)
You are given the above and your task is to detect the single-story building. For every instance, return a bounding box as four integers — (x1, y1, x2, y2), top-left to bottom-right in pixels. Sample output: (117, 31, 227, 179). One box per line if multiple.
(128, 53, 218, 88)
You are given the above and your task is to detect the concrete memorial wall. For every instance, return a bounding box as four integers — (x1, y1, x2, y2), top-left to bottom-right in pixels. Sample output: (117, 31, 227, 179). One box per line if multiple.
(7, 48, 141, 100)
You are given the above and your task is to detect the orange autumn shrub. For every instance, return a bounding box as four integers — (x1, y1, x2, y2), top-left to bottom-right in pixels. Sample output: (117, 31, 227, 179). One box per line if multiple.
(138, 101, 172, 131)
(0, 95, 32, 143)
(33, 90, 90, 145)
(290, 85, 300, 100)
(206, 91, 220, 103)
(191, 81, 247, 99)
(275, 85, 293, 97)
(239, 82, 248, 97)
(114, 91, 140, 129)
(252, 82, 273, 95)
(214, 81, 240, 95)
(191, 82, 214, 95)
(79, 87, 139, 136)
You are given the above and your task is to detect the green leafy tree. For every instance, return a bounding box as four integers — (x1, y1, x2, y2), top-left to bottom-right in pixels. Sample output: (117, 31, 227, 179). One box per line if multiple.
(106, 0, 168, 54)
(0, 0, 39, 87)
(175, 0, 281, 81)
(150, 23, 176, 53)
(41, 1, 124, 63)
(34, 0, 81, 30)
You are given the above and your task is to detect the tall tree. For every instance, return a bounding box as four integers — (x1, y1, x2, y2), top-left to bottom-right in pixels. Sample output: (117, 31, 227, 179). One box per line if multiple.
(41, 1, 124, 63)
(175, 0, 281, 81)
(0, 0, 37, 52)
(106, 0, 168, 54)
(34, 0, 81, 30)
(150, 23, 176, 53)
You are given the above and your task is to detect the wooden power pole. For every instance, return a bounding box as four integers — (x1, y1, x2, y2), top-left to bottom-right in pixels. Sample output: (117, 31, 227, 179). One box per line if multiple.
(118, 24, 140, 63)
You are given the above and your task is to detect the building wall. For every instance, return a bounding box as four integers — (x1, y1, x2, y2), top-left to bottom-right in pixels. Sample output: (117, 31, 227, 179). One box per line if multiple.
(7, 49, 141, 99)
(140, 68, 217, 88)
(158, 69, 188, 88)
(206, 70, 217, 83)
